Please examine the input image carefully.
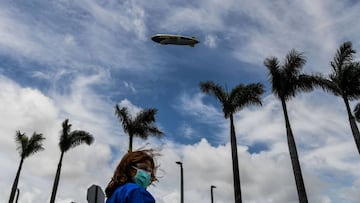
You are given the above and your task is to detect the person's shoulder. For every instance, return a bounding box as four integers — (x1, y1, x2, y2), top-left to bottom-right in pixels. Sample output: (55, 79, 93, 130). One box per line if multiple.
(107, 183, 142, 201)
(123, 182, 143, 190)
(125, 183, 154, 202)
(120, 182, 150, 195)
(119, 182, 155, 203)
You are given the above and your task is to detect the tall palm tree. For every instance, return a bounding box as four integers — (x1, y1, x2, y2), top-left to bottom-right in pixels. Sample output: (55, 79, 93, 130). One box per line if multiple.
(316, 41, 360, 154)
(200, 81, 264, 203)
(115, 105, 163, 152)
(264, 49, 325, 203)
(49, 119, 94, 203)
(9, 131, 45, 203)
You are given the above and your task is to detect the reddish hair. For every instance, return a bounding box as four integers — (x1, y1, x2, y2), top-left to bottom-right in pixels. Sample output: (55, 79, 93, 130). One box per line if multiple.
(105, 150, 157, 197)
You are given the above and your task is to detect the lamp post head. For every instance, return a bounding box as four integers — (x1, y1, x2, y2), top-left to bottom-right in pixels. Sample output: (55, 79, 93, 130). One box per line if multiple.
(176, 161, 182, 165)
(211, 185, 216, 189)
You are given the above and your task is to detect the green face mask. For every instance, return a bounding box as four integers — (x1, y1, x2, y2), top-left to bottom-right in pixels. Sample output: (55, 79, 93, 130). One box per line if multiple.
(133, 167, 151, 188)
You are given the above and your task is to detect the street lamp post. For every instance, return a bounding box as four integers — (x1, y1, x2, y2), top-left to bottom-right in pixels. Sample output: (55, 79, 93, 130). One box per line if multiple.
(176, 161, 184, 203)
(211, 185, 216, 203)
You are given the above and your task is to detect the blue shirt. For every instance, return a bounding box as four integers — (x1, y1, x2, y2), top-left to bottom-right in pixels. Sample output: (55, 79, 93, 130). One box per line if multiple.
(106, 182, 155, 203)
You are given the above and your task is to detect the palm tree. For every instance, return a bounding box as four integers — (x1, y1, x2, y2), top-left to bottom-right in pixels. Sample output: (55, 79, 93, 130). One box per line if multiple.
(49, 119, 94, 203)
(9, 131, 45, 203)
(316, 41, 360, 154)
(264, 49, 326, 203)
(200, 81, 264, 203)
(115, 105, 163, 152)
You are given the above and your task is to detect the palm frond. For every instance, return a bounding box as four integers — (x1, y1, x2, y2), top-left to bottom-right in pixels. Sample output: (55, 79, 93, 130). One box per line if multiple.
(331, 41, 355, 71)
(264, 57, 283, 98)
(264, 57, 281, 76)
(61, 119, 72, 137)
(284, 49, 306, 75)
(294, 74, 319, 92)
(229, 84, 245, 102)
(137, 126, 164, 139)
(328, 52, 360, 99)
(199, 81, 227, 103)
(342, 63, 360, 99)
(133, 109, 163, 139)
(59, 119, 71, 151)
(59, 119, 94, 152)
(15, 131, 45, 158)
(115, 105, 131, 132)
(115, 104, 163, 147)
(24, 132, 45, 157)
(135, 109, 157, 124)
(233, 83, 264, 111)
(301, 73, 339, 94)
(354, 103, 360, 122)
(146, 126, 164, 137)
(60, 119, 71, 147)
(264, 49, 325, 101)
(245, 83, 265, 96)
(68, 130, 94, 149)
(15, 131, 27, 157)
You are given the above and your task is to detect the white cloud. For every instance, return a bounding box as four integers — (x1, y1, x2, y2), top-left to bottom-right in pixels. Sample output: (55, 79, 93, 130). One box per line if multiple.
(83, 0, 147, 40)
(231, 0, 360, 73)
(0, 0, 161, 76)
(174, 87, 360, 202)
(0, 75, 58, 153)
(150, 138, 337, 203)
(204, 34, 218, 48)
(123, 81, 137, 94)
(63, 34, 76, 46)
(1, 1, 360, 202)
(160, 8, 222, 32)
(1, 72, 360, 202)
(179, 122, 195, 139)
(177, 92, 224, 125)
(148, 0, 360, 74)
(0, 73, 122, 202)
(117, 98, 142, 117)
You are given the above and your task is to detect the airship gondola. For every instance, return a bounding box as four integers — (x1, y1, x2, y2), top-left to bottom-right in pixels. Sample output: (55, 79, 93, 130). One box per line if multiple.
(151, 34, 199, 47)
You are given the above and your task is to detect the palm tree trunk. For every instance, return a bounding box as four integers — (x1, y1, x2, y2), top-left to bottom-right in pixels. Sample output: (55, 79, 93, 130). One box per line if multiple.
(128, 133, 133, 152)
(343, 97, 360, 154)
(229, 114, 242, 203)
(9, 158, 24, 203)
(15, 188, 20, 203)
(281, 99, 308, 203)
(50, 151, 64, 203)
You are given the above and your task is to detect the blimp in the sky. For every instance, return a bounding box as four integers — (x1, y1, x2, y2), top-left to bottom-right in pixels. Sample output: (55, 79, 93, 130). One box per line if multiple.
(151, 34, 199, 47)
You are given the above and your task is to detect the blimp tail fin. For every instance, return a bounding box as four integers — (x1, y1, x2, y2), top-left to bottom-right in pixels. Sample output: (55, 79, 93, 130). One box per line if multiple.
(190, 44, 195, 47)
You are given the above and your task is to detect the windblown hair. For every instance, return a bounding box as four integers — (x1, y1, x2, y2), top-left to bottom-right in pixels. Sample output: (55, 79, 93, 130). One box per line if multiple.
(105, 150, 157, 197)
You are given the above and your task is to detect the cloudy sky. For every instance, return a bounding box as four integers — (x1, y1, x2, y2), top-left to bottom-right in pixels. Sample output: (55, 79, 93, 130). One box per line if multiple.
(1, 0, 360, 202)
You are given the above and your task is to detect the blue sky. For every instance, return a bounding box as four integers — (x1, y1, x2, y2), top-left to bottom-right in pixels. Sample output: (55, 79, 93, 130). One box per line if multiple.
(1, 0, 360, 202)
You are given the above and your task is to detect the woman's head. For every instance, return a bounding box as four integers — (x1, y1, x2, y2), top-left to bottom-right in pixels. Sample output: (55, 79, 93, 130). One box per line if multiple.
(105, 150, 157, 197)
